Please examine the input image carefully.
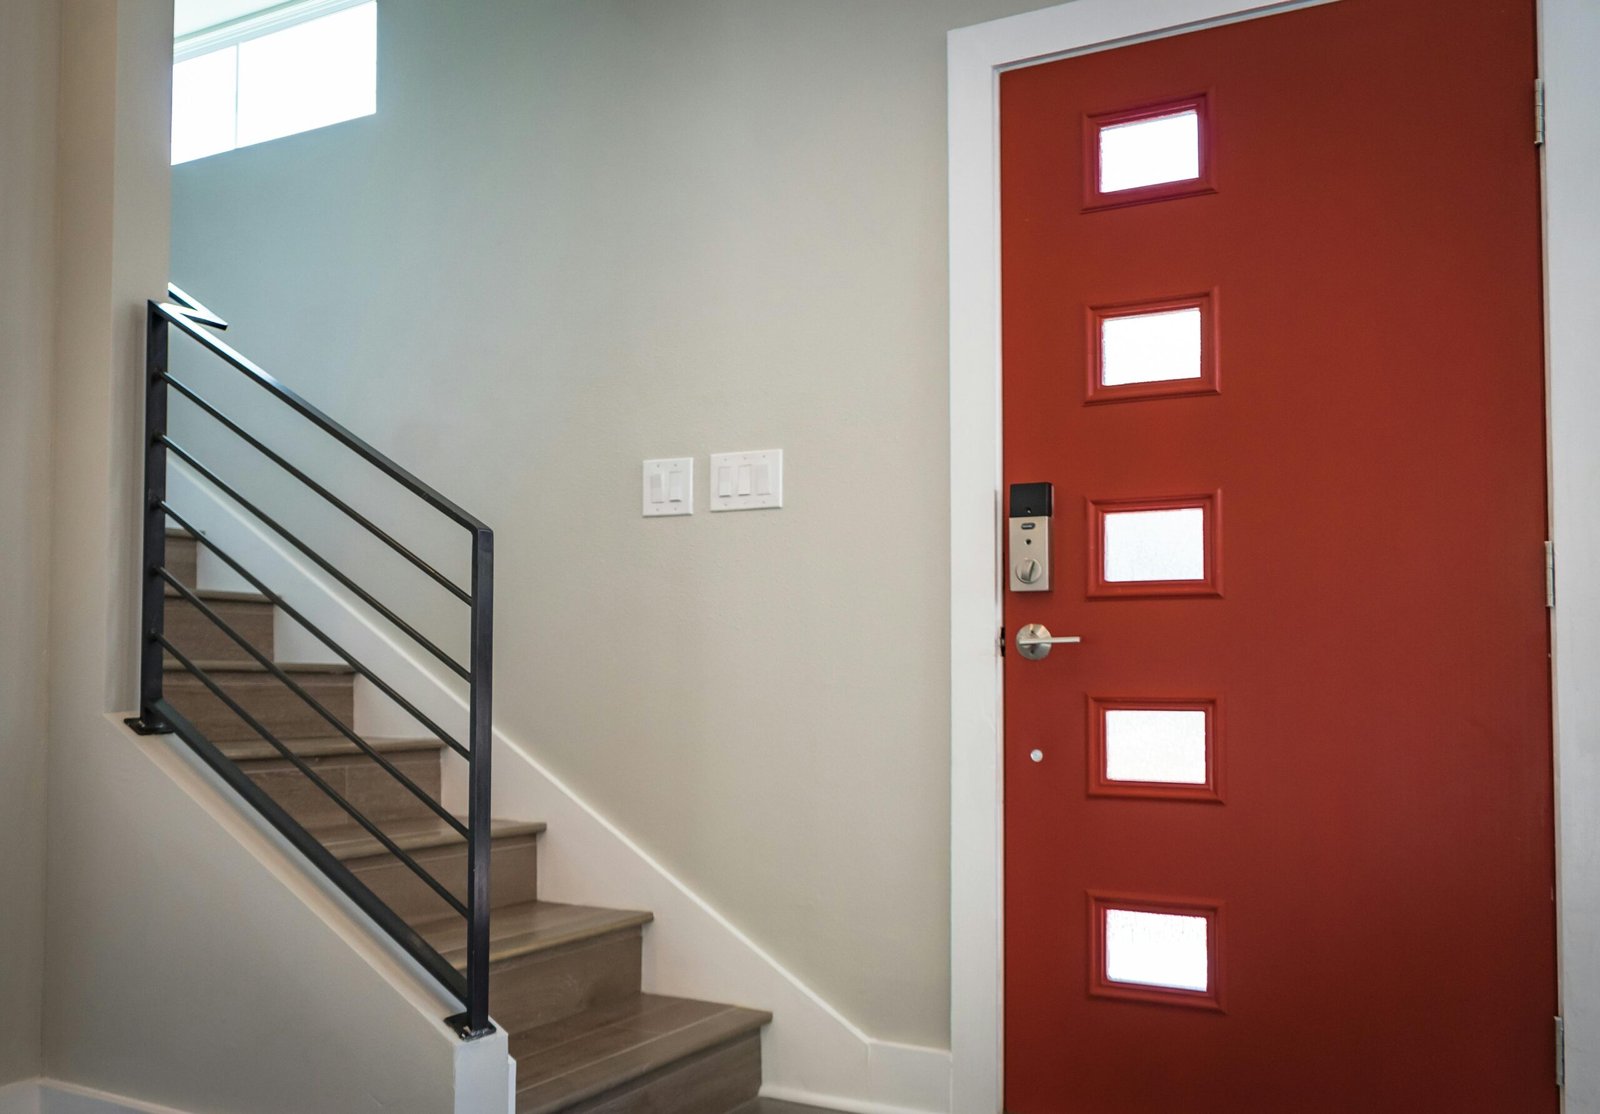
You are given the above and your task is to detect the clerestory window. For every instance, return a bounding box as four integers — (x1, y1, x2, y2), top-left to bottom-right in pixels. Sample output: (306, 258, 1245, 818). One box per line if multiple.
(171, 0, 376, 165)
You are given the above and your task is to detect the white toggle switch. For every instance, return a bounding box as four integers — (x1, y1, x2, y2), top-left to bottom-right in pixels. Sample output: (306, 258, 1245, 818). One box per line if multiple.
(643, 458, 693, 517)
(709, 450, 782, 512)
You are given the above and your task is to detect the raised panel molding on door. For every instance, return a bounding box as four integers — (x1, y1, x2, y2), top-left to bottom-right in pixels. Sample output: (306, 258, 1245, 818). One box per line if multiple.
(1087, 695, 1223, 802)
(1087, 290, 1220, 403)
(1086, 492, 1221, 598)
(1087, 892, 1226, 1011)
(1083, 92, 1216, 210)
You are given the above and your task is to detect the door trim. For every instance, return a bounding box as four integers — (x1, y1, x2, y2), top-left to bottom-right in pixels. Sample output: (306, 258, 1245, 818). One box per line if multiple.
(946, 2, 1593, 1110)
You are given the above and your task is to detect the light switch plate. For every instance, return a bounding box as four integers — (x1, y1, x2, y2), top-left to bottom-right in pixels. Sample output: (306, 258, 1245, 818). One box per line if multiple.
(709, 449, 782, 512)
(642, 458, 693, 517)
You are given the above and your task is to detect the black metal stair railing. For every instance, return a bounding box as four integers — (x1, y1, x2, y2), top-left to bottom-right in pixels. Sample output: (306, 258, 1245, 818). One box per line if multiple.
(126, 285, 496, 1040)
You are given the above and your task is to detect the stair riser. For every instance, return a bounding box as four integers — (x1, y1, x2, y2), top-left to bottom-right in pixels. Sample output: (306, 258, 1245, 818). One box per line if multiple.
(490, 929, 643, 1034)
(165, 536, 198, 585)
(347, 833, 539, 924)
(166, 672, 354, 740)
(164, 596, 275, 665)
(240, 749, 443, 829)
(555, 1034, 762, 1114)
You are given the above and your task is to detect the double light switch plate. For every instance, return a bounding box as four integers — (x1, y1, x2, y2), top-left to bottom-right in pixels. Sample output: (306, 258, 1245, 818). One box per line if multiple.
(642, 458, 693, 517)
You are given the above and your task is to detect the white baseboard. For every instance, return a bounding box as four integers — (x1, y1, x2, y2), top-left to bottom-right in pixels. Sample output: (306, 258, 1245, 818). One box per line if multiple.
(0, 1080, 202, 1114)
(167, 463, 953, 1113)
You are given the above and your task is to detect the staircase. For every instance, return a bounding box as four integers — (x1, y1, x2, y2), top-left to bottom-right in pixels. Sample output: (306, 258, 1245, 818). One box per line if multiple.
(132, 289, 828, 1114)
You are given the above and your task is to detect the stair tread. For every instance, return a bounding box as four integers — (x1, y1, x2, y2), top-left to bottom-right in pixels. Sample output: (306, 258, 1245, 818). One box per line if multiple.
(321, 815, 545, 861)
(217, 735, 446, 762)
(733, 1102, 844, 1114)
(419, 900, 652, 969)
(163, 586, 269, 603)
(163, 659, 355, 674)
(511, 993, 771, 1114)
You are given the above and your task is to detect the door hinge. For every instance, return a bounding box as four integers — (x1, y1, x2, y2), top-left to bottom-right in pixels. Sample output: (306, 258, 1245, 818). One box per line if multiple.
(1556, 1015, 1566, 1087)
(1546, 541, 1556, 608)
(998, 625, 1006, 657)
(1535, 79, 1546, 146)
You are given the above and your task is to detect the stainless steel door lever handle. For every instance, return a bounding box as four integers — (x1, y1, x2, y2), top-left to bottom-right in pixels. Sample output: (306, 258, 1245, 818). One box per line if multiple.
(1015, 622, 1081, 661)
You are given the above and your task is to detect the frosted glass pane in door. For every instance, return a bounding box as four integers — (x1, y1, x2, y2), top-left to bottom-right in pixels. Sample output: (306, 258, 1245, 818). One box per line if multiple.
(1099, 110, 1200, 193)
(1105, 909, 1209, 991)
(1101, 307, 1203, 386)
(1105, 709, 1208, 784)
(1103, 507, 1205, 582)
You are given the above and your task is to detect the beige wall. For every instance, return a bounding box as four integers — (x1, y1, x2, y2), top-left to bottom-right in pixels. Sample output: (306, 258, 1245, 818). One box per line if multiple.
(171, 0, 1042, 1045)
(0, 0, 59, 1086)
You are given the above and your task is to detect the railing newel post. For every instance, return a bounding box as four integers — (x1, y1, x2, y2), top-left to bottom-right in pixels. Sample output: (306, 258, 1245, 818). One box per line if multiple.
(127, 300, 172, 736)
(459, 526, 495, 1038)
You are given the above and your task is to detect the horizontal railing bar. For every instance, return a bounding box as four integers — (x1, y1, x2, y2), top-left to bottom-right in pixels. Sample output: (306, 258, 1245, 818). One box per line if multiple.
(155, 300, 487, 533)
(158, 638, 470, 920)
(152, 698, 469, 1005)
(160, 569, 468, 840)
(161, 437, 473, 683)
(164, 374, 473, 605)
(160, 506, 470, 761)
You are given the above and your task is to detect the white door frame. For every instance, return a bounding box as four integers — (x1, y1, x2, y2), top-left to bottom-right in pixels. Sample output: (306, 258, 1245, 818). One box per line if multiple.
(947, 2, 1600, 1111)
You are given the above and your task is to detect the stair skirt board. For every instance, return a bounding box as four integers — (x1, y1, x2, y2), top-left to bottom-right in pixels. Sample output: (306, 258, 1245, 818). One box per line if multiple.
(165, 463, 953, 1114)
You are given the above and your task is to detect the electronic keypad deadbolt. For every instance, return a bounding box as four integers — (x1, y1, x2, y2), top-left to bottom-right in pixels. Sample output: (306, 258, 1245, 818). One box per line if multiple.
(1009, 482, 1052, 592)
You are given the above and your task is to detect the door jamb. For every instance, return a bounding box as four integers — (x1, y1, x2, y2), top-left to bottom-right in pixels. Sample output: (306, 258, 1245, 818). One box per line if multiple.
(946, 2, 1592, 1111)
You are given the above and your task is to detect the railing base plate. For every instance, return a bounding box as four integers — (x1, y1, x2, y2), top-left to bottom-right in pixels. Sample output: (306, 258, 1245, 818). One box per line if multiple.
(446, 1012, 497, 1041)
(124, 714, 174, 736)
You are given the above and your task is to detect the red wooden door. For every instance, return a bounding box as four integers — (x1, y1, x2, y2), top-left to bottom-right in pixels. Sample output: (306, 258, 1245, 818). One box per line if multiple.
(1000, 2, 1555, 1111)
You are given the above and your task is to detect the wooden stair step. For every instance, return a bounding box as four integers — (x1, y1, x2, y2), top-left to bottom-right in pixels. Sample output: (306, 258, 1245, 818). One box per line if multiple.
(322, 816, 545, 923)
(322, 815, 545, 861)
(228, 739, 446, 831)
(164, 660, 357, 741)
(162, 584, 268, 602)
(165, 591, 275, 662)
(421, 900, 652, 969)
(426, 901, 655, 1034)
(321, 819, 547, 921)
(218, 734, 445, 762)
(163, 659, 353, 674)
(164, 529, 199, 584)
(512, 993, 770, 1114)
